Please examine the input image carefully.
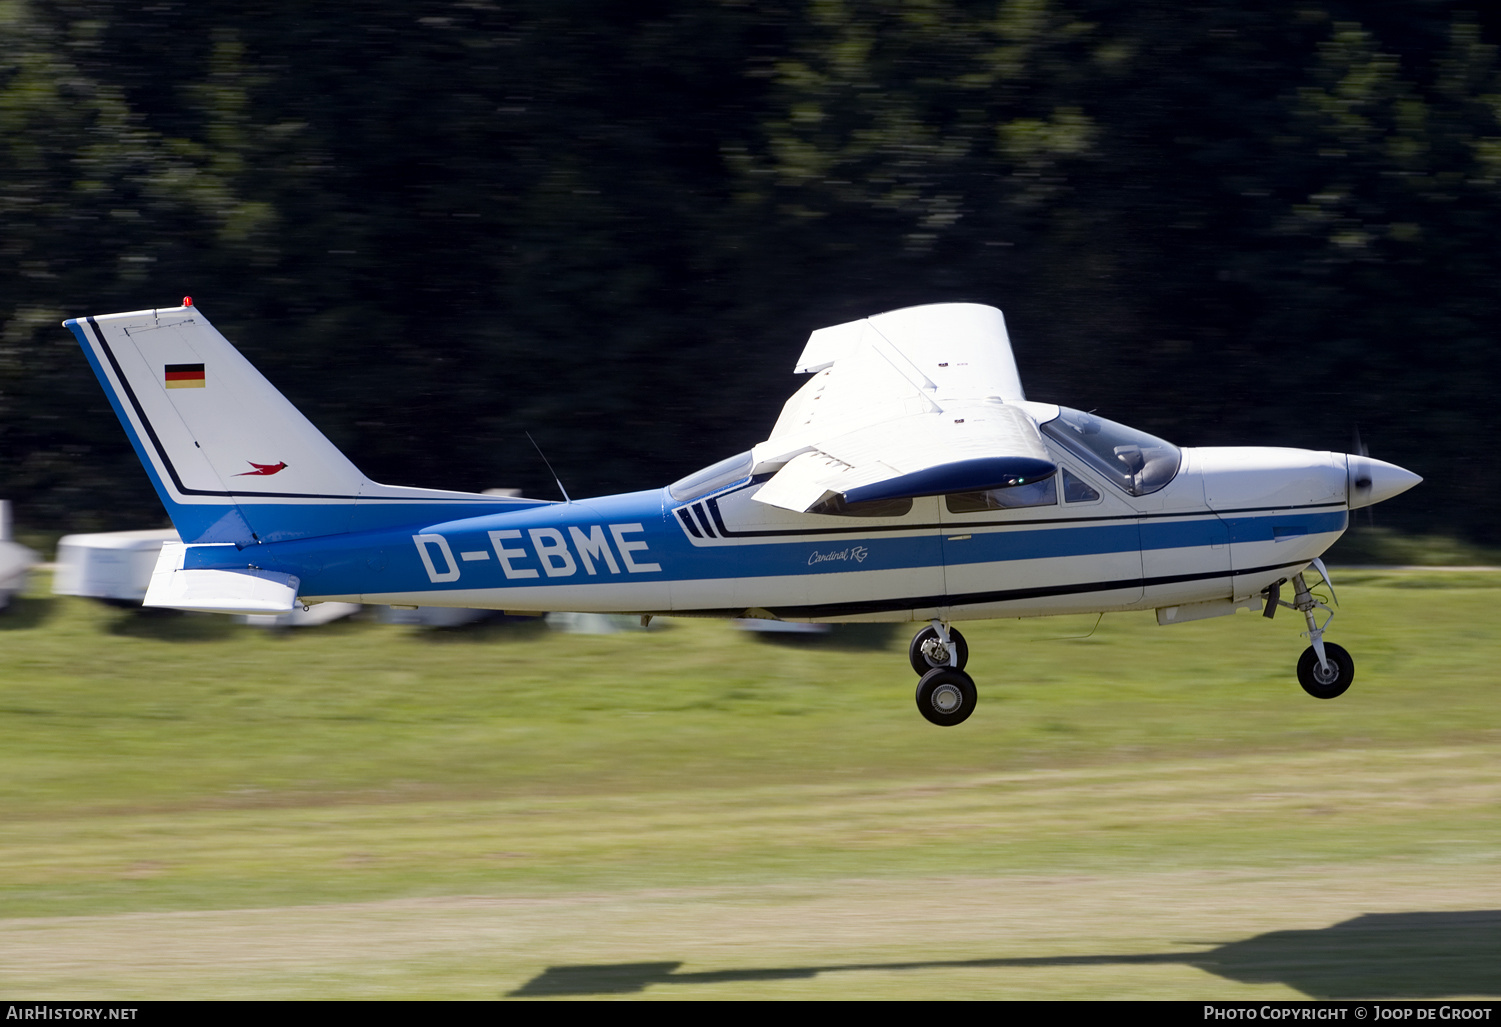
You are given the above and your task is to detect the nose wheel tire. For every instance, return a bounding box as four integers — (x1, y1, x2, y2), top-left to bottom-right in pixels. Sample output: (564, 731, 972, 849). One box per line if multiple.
(909, 626, 969, 674)
(915, 668, 977, 726)
(1297, 642, 1354, 699)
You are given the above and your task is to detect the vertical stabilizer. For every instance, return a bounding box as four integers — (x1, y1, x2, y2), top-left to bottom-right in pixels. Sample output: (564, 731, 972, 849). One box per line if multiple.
(66, 303, 534, 544)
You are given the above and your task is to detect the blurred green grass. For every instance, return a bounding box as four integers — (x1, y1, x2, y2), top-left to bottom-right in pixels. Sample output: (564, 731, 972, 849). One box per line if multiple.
(1, 570, 1497, 998)
(0, 569, 1496, 918)
(1, 571, 1495, 819)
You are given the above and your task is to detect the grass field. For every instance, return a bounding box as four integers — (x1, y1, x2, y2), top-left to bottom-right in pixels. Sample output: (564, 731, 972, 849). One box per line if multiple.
(0, 569, 1497, 999)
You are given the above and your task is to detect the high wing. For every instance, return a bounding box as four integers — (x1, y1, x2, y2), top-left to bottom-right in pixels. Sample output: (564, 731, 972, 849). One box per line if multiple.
(750, 303, 1056, 512)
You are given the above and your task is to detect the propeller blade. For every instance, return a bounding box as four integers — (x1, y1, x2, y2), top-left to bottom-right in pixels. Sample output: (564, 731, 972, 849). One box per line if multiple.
(1350, 425, 1374, 524)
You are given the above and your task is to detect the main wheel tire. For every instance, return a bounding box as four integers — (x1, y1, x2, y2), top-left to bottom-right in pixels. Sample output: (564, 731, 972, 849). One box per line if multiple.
(1297, 642, 1354, 699)
(908, 626, 969, 675)
(915, 668, 978, 726)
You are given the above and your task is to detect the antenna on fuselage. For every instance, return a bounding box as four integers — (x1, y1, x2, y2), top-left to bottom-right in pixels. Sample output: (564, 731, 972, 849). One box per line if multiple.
(526, 431, 572, 504)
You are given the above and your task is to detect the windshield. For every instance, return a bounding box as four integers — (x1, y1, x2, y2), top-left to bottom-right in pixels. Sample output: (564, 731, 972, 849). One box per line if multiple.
(668, 451, 754, 502)
(1039, 407, 1180, 496)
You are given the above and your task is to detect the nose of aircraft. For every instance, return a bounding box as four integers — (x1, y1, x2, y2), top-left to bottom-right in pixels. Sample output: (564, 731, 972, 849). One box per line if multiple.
(1346, 454, 1422, 510)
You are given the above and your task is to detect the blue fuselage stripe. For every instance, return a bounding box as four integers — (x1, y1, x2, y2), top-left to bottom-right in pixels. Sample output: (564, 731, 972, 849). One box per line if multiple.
(186, 488, 1345, 602)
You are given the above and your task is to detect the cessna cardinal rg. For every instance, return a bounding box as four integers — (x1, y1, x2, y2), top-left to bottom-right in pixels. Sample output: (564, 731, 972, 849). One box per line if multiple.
(65, 300, 1420, 726)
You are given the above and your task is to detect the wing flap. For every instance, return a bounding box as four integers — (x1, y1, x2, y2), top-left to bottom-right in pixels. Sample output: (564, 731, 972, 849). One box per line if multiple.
(748, 450, 851, 513)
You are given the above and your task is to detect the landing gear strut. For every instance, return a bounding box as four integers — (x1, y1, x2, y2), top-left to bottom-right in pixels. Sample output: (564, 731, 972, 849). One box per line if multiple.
(909, 621, 977, 726)
(1265, 558, 1354, 699)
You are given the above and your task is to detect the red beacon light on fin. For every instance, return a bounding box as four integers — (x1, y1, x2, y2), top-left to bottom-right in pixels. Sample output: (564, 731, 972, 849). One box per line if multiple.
(182, 296, 193, 307)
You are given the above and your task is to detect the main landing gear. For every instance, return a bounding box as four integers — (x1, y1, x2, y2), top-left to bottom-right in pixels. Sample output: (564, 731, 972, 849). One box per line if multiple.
(1263, 558, 1354, 699)
(909, 621, 977, 726)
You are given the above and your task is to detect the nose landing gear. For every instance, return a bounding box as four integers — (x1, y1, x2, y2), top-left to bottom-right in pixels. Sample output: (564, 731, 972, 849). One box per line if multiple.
(909, 621, 977, 725)
(1297, 641, 1353, 699)
(1265, 559, 1354, 699)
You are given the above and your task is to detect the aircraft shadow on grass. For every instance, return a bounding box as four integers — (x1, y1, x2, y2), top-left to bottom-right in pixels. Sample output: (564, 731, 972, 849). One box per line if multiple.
(0, 595, 55, 631)
(104, 606, 239, 642)
(748, 622, 899, 652)
(507, 910, 1500, 998)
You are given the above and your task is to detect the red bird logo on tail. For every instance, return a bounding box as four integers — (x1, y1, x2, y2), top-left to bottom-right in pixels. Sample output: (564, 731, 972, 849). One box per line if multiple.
(234, 460, 288, 477)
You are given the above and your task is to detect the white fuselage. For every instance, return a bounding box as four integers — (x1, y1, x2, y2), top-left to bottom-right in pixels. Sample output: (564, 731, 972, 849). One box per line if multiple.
(274, 443, 1394, 627)
(661, 445, 1354, 623)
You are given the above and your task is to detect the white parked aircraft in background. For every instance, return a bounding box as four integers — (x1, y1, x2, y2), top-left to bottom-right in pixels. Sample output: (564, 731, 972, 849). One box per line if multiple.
(66, 300, 1420, 725)
(0, 500, 38, 611)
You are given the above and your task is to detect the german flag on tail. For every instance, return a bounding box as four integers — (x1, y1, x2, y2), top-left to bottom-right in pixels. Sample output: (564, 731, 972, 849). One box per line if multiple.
(164, 363, 205, 389)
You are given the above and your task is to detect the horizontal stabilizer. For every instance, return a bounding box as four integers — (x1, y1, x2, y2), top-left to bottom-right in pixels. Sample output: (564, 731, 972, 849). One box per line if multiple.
(144, 541, 301, 615)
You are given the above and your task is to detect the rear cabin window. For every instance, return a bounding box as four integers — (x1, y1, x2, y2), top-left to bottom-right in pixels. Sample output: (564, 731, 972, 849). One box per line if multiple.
(808, 495, 914, 517)
(945, 475, 1058, 514)
(669, 451, 754, 502)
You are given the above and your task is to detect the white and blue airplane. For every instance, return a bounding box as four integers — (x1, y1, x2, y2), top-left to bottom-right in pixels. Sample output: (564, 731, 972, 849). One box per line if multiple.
(65, 300, 1420, 725)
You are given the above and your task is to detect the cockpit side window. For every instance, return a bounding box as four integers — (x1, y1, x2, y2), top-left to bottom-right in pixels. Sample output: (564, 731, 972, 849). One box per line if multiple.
(1040, 407, 1181, 497)
(1061, 467, 1101, 503)
(669, 451, 754, 502)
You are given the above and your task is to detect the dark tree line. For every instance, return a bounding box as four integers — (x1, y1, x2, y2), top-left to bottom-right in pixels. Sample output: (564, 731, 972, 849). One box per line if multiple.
(2, 1, 1496, 540)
